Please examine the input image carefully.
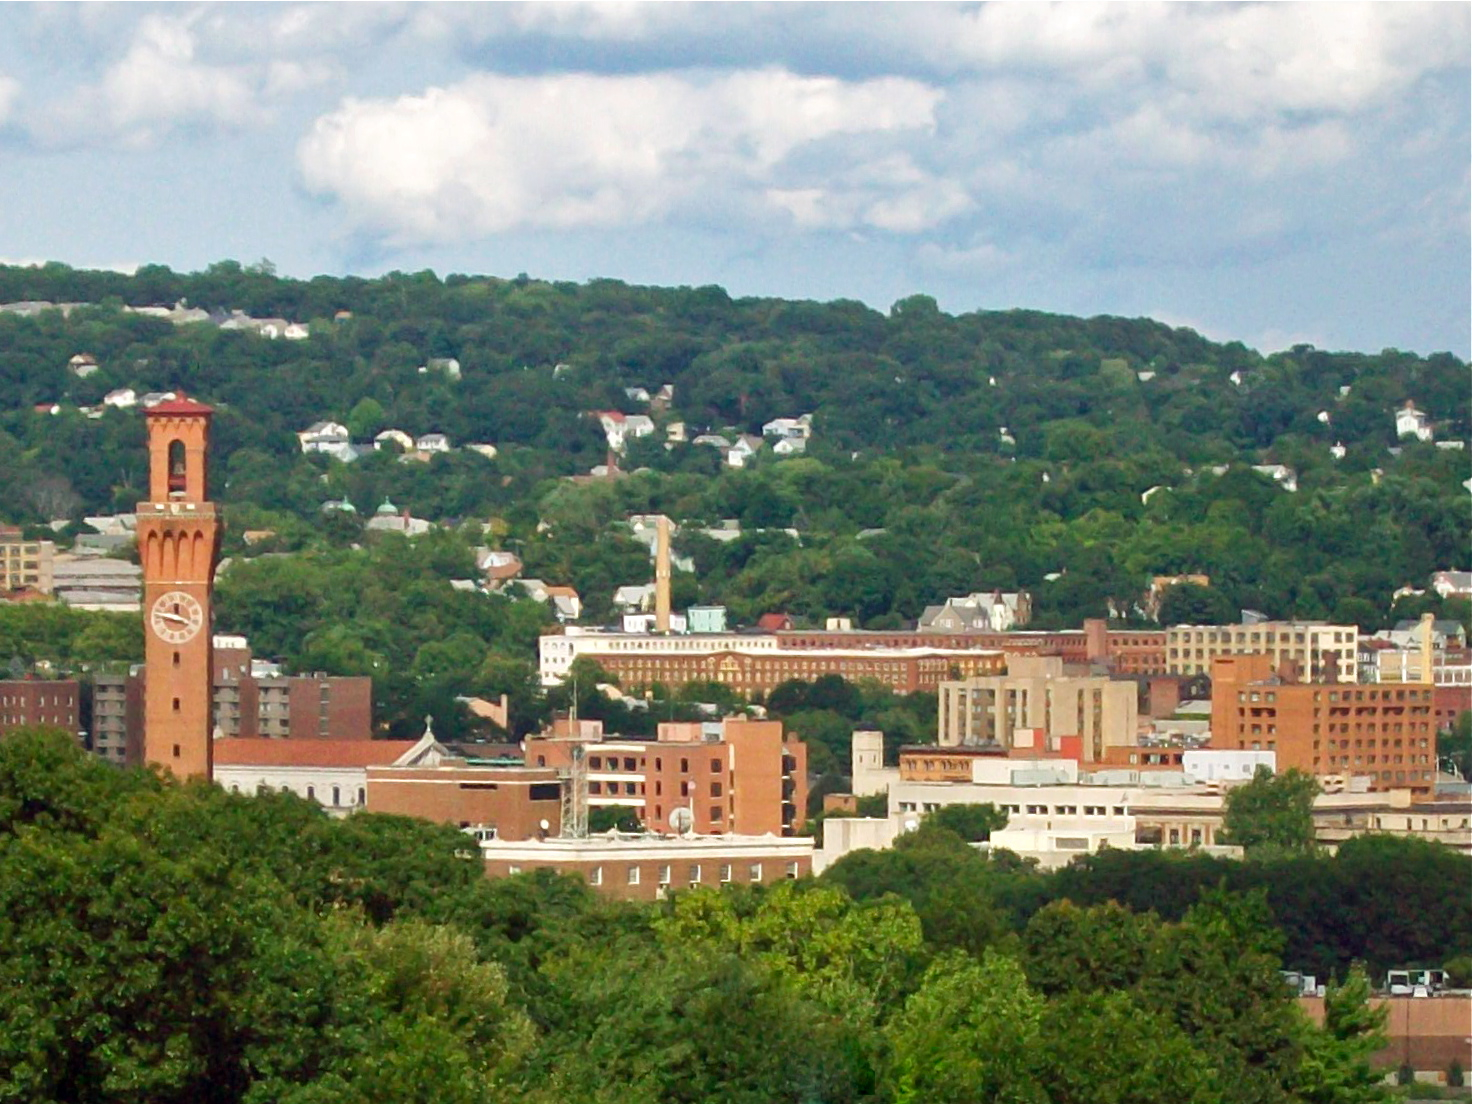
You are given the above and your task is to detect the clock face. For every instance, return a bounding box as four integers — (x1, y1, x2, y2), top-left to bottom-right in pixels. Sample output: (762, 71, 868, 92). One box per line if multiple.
(150, 591, 205, 644)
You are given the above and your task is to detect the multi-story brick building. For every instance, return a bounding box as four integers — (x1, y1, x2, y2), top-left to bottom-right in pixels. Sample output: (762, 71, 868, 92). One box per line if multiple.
(1167, 621, 1358, 682)
(937, 657, 1139, 764)
(0, 679, 80, 738)
(479, 832, 815, 900)
(525, 718, 807, 836)
(1210, 655, 1437, 794)
(0, 525, 55, 594)
(539, 619, 1168, 689)
(91, 671, 143, 764)
(366, 761, 564, 837)
(211, 636, 372, 739)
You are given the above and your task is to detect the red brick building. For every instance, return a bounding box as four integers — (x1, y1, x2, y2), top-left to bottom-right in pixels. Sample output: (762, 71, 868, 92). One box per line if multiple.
(1211, 655, 1437, 795)
(0, 679, 80, 738)
(526, 718, 807, 836)
(367, 762, 564, 838)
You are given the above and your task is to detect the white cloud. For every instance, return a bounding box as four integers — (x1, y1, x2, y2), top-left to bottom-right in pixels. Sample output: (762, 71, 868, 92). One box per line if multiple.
(0, 75, 18, 126)
(22, 11, 339, 149)
(298, 68, 950, 241)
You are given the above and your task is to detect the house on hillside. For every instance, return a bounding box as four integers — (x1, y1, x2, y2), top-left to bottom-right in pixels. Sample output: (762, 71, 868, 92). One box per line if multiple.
(103, 388, 137, 409)
(298, 421, 358, 461)
(374, 429, 415, 452)
(68, 353, 99, 378)
(762, 414, 813, 441)
(920, 591, 1033, 633)
(415, 432, 451, 454)
(1396, 402, 1433, 442)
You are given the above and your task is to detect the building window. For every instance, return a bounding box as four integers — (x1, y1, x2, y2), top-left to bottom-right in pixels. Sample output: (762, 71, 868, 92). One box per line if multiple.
(332, 786, 340, 806)
(627, 866, 640, 885)
(719, 863, 732, 883)
(786, 862, 800, 879)
(357, 788, 365, 805)
(688, 864, 701, 884)
(711, 781, 723, 796)
(588, 866, 603, 886)
(658, 865, 671, 885)
(748, 862, 763, 882)
(307, 786, 315, 800)
(508, 865, 520, 875)
(710, 806, 722, 822)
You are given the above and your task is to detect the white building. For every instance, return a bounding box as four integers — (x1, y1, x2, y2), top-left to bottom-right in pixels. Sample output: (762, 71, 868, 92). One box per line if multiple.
(539, 628, 782, 685)
(596, 411, 656, 453)
(214, 728, 450, 817)
(102, 388, 138, 409)
(1251, 464, 1299, 493)
(1396, 402, 1433, 442)
(298, 421, 355, 460)
(762, 414, 813, 440)
(374, 429, 415, 452)
(415, 432, 451, 453)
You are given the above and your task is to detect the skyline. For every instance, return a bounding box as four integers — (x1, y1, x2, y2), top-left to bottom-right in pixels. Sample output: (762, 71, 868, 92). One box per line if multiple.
(0, 2, 1467, 357)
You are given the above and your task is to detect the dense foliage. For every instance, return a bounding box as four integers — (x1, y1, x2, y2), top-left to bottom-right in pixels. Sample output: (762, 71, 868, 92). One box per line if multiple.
(4, 729, 1469, 1103)
(0, 262, 1467, 638)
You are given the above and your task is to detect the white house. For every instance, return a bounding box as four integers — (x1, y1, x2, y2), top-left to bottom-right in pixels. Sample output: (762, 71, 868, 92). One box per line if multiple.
(466, 443, 499, 460)
(1330, 442, 1347, 460)
(596, 411, 657, 453)
(762, 414, 813, 440)
(623, 386, 651, 403)
(1431, 571, 1472, 601)
(613, 583, 657, 613)
(68, 353, 99, 378)
(1251, 464, 1298, 492)
(374, 428, 415, 452)
(1396, 402, 1433, 442)
(298, 421, 357, 461)
(102, 388, 137, 409)
(139, 391, 178, 409)
(415, 432, 451, 453)
(692, 433, 731, 449)
(772, 437, 807, 457)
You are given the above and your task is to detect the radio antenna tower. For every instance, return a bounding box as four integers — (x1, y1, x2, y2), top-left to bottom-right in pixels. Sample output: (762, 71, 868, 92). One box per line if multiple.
(560, 742, 588, 838)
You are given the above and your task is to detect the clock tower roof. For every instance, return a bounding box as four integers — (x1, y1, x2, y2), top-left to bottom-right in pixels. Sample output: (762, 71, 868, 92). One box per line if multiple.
(146, 395, 215, 416)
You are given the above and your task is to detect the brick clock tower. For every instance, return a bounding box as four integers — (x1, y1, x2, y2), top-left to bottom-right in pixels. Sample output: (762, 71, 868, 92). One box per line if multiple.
(137, 397, 222, 780)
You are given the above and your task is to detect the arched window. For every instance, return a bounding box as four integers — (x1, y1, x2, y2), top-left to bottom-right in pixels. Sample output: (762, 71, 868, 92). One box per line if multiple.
(332, 786, 340, 806)
(357, 787, 365, 806)
(167, 440, 187, 494)
(307, 785, 315, 801)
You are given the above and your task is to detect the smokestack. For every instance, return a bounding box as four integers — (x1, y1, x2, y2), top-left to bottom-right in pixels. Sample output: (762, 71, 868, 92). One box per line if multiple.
(655, 515, 671, 633)
(1420, 611, 1435, 684)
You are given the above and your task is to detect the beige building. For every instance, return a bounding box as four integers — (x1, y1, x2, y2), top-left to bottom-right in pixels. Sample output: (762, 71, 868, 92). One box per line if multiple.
(937, 656, 1138, 763)
(0, 526, 55, 593)
(479, 831, 814, 900)
(1166, 621, 1358, 682)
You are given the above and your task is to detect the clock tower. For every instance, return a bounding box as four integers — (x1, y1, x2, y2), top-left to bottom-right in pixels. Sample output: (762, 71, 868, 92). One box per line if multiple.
(137, 396, 222, 780)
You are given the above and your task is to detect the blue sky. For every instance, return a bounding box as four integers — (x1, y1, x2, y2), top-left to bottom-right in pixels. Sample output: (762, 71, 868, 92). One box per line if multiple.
(0, 2, 1466, 356)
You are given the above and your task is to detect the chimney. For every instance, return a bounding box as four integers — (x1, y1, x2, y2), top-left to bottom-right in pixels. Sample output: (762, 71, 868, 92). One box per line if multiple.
(655, 515, 671, 633)
(1420, 611, 1435, 684)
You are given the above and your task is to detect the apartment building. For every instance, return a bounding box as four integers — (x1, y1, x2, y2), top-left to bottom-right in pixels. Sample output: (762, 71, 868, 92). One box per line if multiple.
(211, 636, 372, 739)
(1166, 621, 1358, 682)
(0, 525, 55, 593)
(525, 718, 807, 837)
(91, 671, 143, 764)
(0, 679, 80, 738)
(1210, 655, 1437, 794)
(937, 656, 1139, 764)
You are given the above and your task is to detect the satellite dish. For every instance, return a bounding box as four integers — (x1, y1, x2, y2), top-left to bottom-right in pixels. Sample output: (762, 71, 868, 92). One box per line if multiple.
(669, 807, 694, 836)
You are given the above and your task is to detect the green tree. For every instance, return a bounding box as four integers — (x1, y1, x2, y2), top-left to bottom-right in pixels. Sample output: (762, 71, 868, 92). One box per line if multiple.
(1221, 767, 1320, 856)
(1292, 965, 1389, 1104)
(926, 802, 1008, 842)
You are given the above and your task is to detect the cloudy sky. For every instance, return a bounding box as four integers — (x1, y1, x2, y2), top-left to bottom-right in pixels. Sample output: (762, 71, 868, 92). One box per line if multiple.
(0, 2, 1466, 356)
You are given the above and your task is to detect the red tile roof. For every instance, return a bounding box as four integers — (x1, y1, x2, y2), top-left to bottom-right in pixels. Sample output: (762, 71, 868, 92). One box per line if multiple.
(146, 395, 215, 416)
(214, 738, 416, 768)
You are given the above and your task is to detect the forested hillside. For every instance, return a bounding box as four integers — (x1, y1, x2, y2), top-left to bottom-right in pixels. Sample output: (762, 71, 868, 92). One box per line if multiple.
(1, 260, 1467, 642)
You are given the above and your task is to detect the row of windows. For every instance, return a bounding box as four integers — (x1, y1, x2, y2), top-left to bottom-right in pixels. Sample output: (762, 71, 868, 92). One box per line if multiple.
(576, 860, 801, 887)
